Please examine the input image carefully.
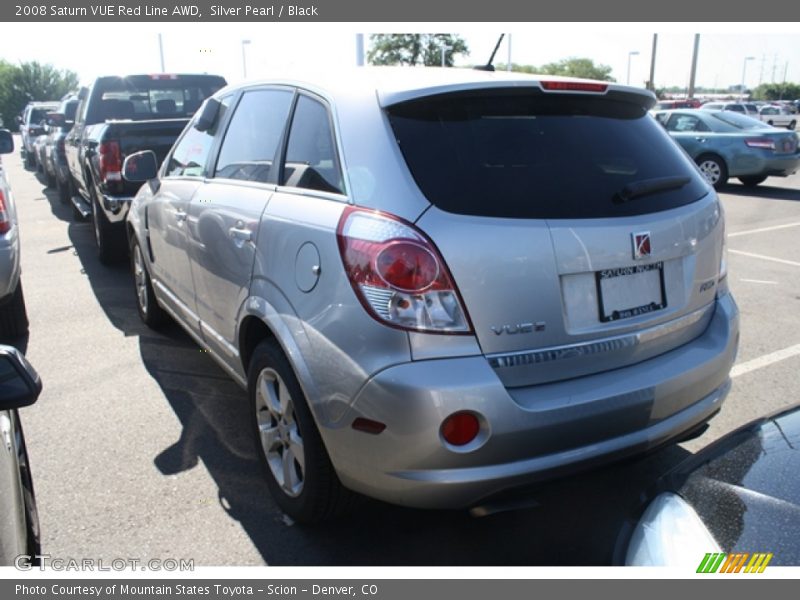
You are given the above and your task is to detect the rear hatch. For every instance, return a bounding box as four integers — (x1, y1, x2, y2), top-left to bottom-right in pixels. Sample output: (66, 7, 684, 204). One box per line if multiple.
(387, 84, 724, 388)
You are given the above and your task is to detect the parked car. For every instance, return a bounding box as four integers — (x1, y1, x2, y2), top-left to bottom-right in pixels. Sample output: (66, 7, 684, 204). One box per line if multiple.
(624, 403, 800, 567)
(41, 97, 79, 202)
(0, 344, 43, 565)
(700, 102, 759, 117)
(654, 99, 702, 110)
(65, 73, 227, 264)
(17, 102, 59, 169)
(125, 69, 738, 523)
(757, 104, 797, 129)
(0, 130, 29, 339)
(653, 109, 800, 188)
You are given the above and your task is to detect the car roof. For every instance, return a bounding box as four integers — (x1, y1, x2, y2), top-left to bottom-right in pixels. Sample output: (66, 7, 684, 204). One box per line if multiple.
(225, 67, 656, 109)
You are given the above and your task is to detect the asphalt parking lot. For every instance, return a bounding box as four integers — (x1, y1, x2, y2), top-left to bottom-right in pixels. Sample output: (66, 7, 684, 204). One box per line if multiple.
(4, 140, 800, 566)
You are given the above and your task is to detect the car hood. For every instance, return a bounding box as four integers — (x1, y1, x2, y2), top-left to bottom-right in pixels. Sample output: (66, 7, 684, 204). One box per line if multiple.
(669, 406, 800, 563)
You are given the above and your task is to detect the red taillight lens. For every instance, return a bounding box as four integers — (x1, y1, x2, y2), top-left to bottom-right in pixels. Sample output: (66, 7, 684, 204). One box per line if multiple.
(0, 190, 10, 234)
(441, 412, 480, 446)
(337, 207, 472, 334)
(98, 141, 122, 183)
(744, 137, 775, 150)
(541, 81, 608, 93)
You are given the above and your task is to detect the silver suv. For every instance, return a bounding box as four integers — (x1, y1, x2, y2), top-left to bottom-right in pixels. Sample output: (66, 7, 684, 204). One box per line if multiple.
(0, 130, 29, 340)
(125, 69, 739, 522)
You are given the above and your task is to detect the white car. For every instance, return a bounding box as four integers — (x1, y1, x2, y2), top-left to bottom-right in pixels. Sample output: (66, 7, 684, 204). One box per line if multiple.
(757, 105, 797, 130)
(0, 131, 29, 340)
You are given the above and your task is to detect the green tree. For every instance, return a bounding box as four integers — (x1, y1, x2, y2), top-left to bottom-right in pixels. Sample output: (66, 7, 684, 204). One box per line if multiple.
(0, 61, 79, 131)
(497, 57, 616, 82)
(367, 34, 469, 67)
(752, 82, 800, 101)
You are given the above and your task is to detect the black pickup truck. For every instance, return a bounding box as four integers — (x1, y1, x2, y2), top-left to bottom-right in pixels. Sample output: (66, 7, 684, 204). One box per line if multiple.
(65, 74, 227, 263)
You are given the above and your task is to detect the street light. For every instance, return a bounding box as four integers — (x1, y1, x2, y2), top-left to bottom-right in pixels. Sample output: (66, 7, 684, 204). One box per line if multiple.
(627, 51, 640, 86)
(740, 56, 755, 100)
(440, 43, 452, 68)
(241, 39, 251, 79)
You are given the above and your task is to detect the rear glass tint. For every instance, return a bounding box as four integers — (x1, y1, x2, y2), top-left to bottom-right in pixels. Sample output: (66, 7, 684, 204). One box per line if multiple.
(711, 111, 767, 130)
(388, 90, 708, 219)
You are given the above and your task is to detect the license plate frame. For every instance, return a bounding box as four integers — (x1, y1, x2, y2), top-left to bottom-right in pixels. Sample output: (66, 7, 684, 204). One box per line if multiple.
(595, 262, 667, 323)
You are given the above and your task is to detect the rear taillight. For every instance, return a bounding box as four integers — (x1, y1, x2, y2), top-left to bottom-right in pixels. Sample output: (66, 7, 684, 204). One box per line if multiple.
(337, 207, 472, 334)
(0, 190, 11, 234)
(98, 141, 122, 183)
(744, 137, 775, 150)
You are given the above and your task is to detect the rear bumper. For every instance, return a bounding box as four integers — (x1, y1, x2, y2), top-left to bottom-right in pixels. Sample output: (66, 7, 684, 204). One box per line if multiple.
(323, 293, 739, 509)
(731, 151, 800, 178)
(100, 193, 134, 223)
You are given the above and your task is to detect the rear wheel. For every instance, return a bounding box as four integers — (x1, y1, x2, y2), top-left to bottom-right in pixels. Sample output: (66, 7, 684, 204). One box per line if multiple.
(739, 175, 768, 187)
(89, 183, 126, 265)
(56, 175, 69, 204)
(249, 339, 355, 523)
(789, 120, 797, 130)
(0, 282, 29, 340)
(130, 238, 167, 329)
(696, 154, 728, 189)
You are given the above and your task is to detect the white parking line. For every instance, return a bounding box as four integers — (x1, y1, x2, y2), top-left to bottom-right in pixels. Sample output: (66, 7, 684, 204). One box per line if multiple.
(739, 279, 778, 285)
(732, 343, 800, 378)
(728, 249, 800, 268)
(728, 222, 800, 238)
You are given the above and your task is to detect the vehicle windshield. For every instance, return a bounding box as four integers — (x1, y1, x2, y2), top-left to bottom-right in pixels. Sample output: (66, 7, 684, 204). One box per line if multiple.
(388, 90, 708, 219)
(711, 111, 767, 130)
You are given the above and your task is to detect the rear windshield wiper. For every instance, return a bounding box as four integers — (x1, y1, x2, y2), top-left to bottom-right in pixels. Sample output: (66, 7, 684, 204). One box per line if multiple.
(613, 176, 691, 204)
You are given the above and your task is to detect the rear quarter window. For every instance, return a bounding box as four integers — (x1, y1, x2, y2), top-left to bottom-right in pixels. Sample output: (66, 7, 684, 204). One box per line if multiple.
(388, 90, 708, 219)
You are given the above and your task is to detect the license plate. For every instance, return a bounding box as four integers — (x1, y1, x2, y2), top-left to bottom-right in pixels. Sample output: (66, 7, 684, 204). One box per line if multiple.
(596, 262, 667, 323)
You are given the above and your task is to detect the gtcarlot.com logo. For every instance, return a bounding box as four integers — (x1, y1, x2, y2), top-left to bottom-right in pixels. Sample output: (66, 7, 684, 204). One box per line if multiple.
(697, 552, 773, 574)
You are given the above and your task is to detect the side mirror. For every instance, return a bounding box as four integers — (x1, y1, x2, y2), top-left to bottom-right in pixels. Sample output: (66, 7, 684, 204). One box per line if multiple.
(122, 150, 158, 182)
(194, 97, 221, 132)
(0, 129, 13, 154)
(0, 345, 42, 410)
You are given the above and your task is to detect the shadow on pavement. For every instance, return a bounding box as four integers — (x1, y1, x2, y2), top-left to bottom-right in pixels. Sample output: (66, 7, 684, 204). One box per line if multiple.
(722, 181, 800, 202)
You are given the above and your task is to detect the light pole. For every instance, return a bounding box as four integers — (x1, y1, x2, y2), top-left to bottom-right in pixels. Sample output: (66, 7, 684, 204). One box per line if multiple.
(627, 51, 640, 86)
(241, 39, 251, 79)
(440, 43, 451, 68)
(740, 56, 755, 100)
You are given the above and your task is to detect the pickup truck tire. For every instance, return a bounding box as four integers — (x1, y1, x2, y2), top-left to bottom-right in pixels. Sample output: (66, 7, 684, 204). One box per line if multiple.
(0, 282, 29, 340)
(56, 175, 69, 204)
(790, 120, 797, 130)
(130, 238, 167, 329)
(89, 183, 126, 265)
(249, 339, 357, 523)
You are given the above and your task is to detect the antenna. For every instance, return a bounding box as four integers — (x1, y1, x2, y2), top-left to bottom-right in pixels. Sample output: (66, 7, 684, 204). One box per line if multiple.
(474, 34, 505, 72)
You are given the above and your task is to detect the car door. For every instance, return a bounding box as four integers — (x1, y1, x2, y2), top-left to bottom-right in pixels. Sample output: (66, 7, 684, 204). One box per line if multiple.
(186, 87, 295, 368)
(146, 102, 230, 333)
(665, 112, 712, 158)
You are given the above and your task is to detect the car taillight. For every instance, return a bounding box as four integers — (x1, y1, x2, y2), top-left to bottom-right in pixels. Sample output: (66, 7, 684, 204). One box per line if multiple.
(744, 137, 775, 150)
(98, 141, 122, 183)
(337, 207, 472, 334)
(0, 190, 10, 234)
(540, 81, 608, 93)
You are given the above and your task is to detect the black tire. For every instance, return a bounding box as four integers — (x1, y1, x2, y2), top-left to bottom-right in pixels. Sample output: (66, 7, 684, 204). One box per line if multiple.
(739, 175, 768, 187)
(696, 154, 729, 189)
(130, 237, 167, 329)
(789, 120, 796, 130)
(24, 151, 35, 170)
(0, 282, 29, 340)
(89, 183, 126, 265)
(249, 339, 355, 523)
(56, 175, 70, 204)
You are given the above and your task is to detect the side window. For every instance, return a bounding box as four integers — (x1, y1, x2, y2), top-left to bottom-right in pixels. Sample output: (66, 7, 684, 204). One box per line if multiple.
(214, 88, 293, 183)
(667, 114, 707, 132)
(165, 96, 231, 178)
(280, 95, 344, 195)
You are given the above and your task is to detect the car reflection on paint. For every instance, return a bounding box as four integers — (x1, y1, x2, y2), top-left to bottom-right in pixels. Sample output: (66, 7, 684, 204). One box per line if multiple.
(624, 404, 800, 567)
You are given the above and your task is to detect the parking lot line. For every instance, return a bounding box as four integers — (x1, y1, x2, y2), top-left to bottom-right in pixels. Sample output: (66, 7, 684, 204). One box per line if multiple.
(728, 222, 800, 238)
(731, 343, 800, 379)
(739, 279, 778, 285)
(728, 249, 800, 268)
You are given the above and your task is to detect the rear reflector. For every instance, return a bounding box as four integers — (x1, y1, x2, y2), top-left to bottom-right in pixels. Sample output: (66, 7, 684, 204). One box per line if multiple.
(541, 81, 608, 93)
(441, 412, 480, 446)
(352, 418, 386, 435)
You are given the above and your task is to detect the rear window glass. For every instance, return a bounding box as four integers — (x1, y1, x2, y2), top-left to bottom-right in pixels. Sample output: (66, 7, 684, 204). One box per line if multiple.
(88, 75, 226, 124)
(29, 109, 50, 124)
(711, 111, 765, 130)
(388, 90, 708, 219)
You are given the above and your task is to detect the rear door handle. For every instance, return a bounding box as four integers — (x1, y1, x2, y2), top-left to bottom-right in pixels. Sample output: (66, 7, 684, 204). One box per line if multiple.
(695, 137, 707, 143)
(228, 227, 252, 242)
